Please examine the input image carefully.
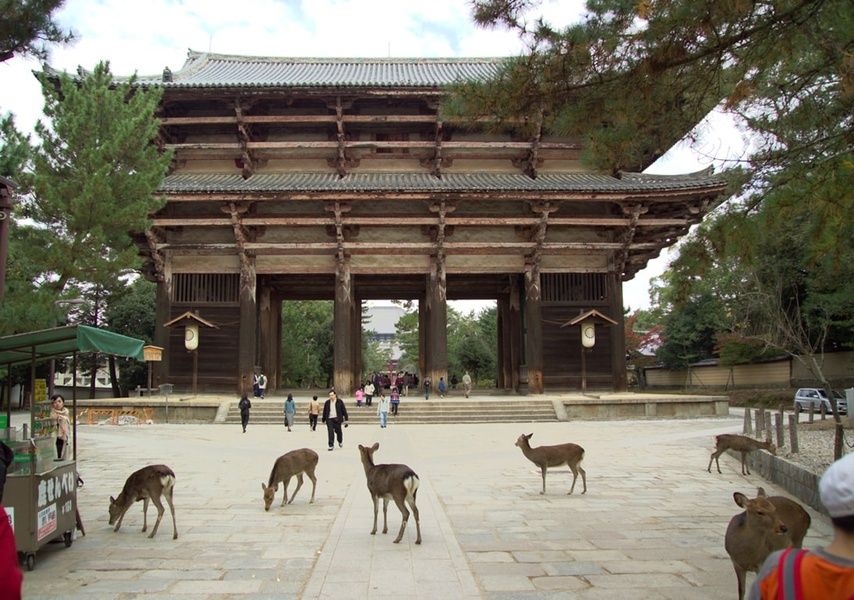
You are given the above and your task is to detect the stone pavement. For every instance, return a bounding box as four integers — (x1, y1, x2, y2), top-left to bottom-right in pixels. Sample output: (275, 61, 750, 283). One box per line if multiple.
(17, 413, 834, 599)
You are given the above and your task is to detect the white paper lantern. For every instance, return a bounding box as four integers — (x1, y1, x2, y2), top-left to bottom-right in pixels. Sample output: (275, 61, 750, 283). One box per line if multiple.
(184, 323, 199, 351)
(581, 320, 595, 348)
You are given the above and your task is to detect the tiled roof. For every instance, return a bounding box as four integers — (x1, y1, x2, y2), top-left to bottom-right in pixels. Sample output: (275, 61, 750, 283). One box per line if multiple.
(135, 52, 507, 89)
(159, 171, 726, 194)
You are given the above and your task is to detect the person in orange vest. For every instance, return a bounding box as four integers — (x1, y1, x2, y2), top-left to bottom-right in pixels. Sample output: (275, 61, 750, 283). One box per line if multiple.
(749, 452, 854, 599)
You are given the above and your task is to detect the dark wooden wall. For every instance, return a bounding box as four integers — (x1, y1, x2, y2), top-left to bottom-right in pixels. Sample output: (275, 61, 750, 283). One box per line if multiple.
(166, 305, 241, 392)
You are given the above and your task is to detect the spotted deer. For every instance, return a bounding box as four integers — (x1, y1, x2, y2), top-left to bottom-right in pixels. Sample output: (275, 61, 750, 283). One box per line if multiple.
(108, 464, 178, 539)
(708, 434, 776, 475)
(515, 433, 587, 495)
(725, 487, 811, 600)
(261, 448, 318, 511)
(358, 442, 421, 544)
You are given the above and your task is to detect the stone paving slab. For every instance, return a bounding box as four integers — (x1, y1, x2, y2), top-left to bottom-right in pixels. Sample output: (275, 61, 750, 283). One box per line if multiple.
(14, 415, 834, 599)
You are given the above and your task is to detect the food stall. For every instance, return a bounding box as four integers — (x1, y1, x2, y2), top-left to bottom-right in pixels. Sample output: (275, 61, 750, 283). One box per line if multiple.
(0, 325, 145, 570)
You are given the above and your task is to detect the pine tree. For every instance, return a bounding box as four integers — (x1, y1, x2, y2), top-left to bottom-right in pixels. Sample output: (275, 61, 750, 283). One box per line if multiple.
(0, 0, 72, 62)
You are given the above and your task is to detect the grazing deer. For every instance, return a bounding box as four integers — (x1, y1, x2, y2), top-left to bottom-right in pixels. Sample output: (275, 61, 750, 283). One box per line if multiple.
(108, 464, 178, 539)
(358, 442, 421, 544)
(515, 433, 587, 495)
(725, 487, 811, 600)
(708, 434, 776, 475)
(261, 448, 319, 511)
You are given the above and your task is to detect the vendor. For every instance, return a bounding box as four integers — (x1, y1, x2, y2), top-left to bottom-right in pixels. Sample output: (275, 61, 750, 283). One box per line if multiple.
(50, 394, 70, 460)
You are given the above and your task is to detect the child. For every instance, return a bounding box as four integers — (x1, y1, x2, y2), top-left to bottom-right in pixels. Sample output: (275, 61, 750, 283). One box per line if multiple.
(390, 387, 400, 416)
(355, 386, 364, 408)
(377, 393, 390, 428)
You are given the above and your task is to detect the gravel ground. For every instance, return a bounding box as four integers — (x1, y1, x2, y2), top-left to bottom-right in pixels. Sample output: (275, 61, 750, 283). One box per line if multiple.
(771, 418, 854, 475)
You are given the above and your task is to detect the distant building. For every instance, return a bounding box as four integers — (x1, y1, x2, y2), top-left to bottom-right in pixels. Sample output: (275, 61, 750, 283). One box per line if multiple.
(364, 304, 405, 362)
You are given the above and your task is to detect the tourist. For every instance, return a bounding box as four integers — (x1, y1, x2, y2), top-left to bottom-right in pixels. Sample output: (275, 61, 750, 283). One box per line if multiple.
(749, 452, 854, 599)
(462, 371, 472, 398)
(450, 373, 459, 390)
(423, 376, 431, 400)
(283, 394, 296, 432)
(322, 390, 349, 451)
(0, 441, 22, 599)
(390, 387, 400, 416)
(377, 393, 390, 428)
(238, 393, 251, 433)
(253, 369, 267, 398)
(355, 385, 365, 408)
(364, 380, 375, 407)
(308, 395, 321, 431)
(437, 376, 447, 399)
(50, 394, 70, 460)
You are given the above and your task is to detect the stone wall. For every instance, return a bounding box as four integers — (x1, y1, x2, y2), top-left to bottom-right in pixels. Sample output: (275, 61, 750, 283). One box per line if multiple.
(736, 450, 827, 515)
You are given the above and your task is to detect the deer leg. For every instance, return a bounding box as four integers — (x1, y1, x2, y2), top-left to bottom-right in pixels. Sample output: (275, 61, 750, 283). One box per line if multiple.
(147, 495, 166, 539)
(164, 485, 178, 540)
(370, 494, 379, 535)
(114, 506, 129, 532)
(382, 497, 390, 534)
(281, 477, 290, 506)
(707, 450, 718, 473)
(570, 464, 587, 495)
(306, 468, 317, 504)
(741, 451, 749, 475)
(540, 466, 547, 495)
(288, 473, 304, 504)
(392, 495, 410, 543)
(406, 492, 421, 545)
(712, 449, 724, 474)
(141, 497, 149, 532)
(733, 561, 746, 600)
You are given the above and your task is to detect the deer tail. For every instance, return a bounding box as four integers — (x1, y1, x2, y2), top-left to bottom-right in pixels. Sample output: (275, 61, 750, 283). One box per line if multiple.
(161, 474, 175, 491)
(403, 473, 420, 499)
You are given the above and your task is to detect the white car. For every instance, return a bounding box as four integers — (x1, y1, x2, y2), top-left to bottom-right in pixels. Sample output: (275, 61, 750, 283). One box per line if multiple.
(793, 388, 848, 415)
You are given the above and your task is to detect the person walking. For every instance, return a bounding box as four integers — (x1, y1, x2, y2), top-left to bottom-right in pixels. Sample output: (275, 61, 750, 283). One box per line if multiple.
(423, 376, 431, 400)
(364, 380, 375, 407)
(283, 393, 296, 432)
(390, 387, 400, 416)
(377, 393, 390, 428)
(355, 385, 365, 408)
(749, 452, 854, 599)
(50, 394, 70, 460)
(253, 370, 268, 398)
(238, 393, 251, 433)
(462, 371, 472, 398)
(308, 395, 321, 431)
(322, 390, 349, 451)
(437, 376, 447, 399)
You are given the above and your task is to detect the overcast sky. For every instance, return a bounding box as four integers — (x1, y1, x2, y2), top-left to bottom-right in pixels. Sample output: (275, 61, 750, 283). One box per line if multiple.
(0, 0, 746, 313)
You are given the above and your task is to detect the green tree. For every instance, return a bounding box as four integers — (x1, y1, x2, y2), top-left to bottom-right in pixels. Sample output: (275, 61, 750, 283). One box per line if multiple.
(395, 310, 420, 373)
(0, 113, 31, 179)
(25, 61, 172, 296)
(105, 278, 156, 395)
(0, 0, 72, 62)
(280, 301, 334, 388)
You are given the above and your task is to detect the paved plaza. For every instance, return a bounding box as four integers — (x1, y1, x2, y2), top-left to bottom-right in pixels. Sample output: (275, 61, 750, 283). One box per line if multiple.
(17, 412, 833, 599)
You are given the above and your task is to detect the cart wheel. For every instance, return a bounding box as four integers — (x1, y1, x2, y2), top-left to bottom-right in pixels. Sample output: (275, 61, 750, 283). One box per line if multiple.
(64, 531, 73, 548)
(25, 553, 35, 571)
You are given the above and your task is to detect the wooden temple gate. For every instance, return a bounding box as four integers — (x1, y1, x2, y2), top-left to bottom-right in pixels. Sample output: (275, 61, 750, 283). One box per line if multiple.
(128, 53, 726, 395)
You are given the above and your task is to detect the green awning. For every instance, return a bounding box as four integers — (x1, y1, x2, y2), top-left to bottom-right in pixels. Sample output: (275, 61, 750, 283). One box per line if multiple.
(0, 325, 146, 368)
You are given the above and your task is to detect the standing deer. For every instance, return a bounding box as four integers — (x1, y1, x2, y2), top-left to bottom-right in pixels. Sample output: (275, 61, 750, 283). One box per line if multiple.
(358, 442, 421, 544)
(708, 434, 776, 475)
(261, 448, 319, 511)
(515, 433, 587, 495)
(725, 487, 811, 600)
(108, 464, 178, 539)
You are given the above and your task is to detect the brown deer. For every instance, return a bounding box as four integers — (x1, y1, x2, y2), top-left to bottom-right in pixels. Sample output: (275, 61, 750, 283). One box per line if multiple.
(261, 448, 319, 511)
(515, 433, 587, 495)
(358, 442, 421, 544)
(708, 434, 776, 475)
(725, 487, 811, 600)
(108, 464, 178, 539)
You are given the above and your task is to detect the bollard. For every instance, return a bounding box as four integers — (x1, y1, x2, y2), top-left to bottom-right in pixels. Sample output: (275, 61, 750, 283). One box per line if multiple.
(820, 403, 827, 420)
(756, 409, 765, 435)
(743, 408, 753, 435)
(765, 410, 773, 442)
(808, 403, 814, 423)
(775, 412, 784, 448)
(788, 414, 799, 453)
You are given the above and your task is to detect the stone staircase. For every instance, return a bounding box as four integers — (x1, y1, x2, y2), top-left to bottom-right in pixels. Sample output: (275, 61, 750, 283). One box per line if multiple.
(224, 398, 558, 425)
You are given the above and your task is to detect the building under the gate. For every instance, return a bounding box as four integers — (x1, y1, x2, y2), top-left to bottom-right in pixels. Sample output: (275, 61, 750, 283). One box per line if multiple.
(127, 52, 727, 395)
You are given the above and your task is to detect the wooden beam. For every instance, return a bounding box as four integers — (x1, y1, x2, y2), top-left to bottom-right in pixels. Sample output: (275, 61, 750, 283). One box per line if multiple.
(234, 99, 254, 179)
(164, 140, 583, 151)
(160, 114, 533, 126)
(615, 204, 647, 276)
(335, 97, 349, 177)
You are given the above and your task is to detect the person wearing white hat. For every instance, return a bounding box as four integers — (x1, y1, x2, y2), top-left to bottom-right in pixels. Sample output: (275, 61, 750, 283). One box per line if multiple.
(750, 452, 854, 599)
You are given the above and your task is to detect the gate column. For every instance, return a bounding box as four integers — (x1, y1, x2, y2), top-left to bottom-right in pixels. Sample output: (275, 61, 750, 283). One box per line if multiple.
(524, 264, 544, 394)
(333, 259, 355, 396)
(609, 272, 628, 391)
(426, 263, 448, 391)
(238, 257, 258, 391)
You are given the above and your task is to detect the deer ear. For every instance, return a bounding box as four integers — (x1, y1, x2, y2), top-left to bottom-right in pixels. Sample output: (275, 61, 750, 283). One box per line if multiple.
(757, 487, 766, 497)
(733, 492, 748, 508)
(372, 442, 379, 451)
(261, 483, 266, 492)
(526, 433, 533, 440)
(109, 495, 115, 504)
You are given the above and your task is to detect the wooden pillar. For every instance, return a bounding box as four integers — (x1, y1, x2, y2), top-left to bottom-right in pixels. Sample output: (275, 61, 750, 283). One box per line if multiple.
(153, 260, 172, 387)
(272, 297, 282, 392)
(609, 272, 628, 391)
(524, 265, 544, 394)
(333, 260, 355, 396)
(259, 286, 278, 393)
(509, 275, 523, 393)
(497, 295, 511, 389)
(426, 264, 448, 389)
(418, 297, 429, 384)
(238, 258, 258, 391)
(352, 296, 362, 387)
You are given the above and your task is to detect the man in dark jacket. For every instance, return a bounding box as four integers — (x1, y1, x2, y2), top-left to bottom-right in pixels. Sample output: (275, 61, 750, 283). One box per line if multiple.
(322, 390, 349, 451)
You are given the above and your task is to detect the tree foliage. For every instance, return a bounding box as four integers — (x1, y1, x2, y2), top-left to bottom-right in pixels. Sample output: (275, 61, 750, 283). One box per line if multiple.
(23, 62, 172, 296)
(105, 278, 156, 395)
(0, 113, 31, 180)
(280, 301, 334, 389)
(0, 0, 72, 62)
